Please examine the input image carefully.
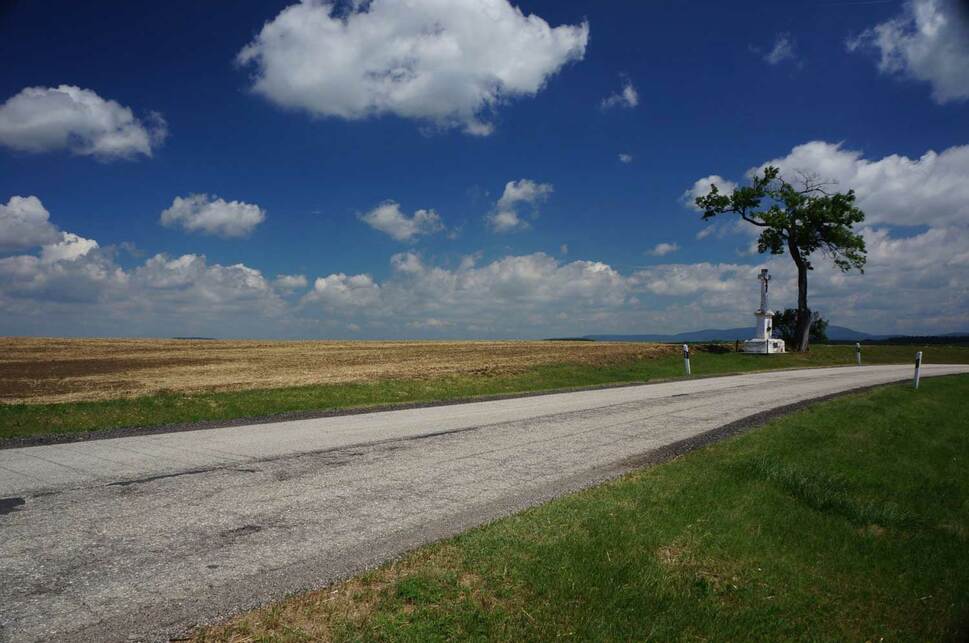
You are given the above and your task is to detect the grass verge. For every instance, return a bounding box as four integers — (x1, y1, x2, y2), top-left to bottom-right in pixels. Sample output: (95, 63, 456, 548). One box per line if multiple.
(2, 343, 967, 441)
(195, 374, 969, 642)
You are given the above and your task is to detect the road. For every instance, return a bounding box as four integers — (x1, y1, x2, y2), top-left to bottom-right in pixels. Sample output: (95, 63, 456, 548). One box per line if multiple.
(1, 364, 966, 642)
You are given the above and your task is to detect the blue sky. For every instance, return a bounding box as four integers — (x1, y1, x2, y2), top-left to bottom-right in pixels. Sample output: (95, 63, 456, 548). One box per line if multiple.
(1, 0, 967, 338)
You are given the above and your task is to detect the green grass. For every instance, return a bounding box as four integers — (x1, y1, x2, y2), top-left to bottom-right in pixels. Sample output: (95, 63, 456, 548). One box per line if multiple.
(3, 343, 967, 441)
(196, 375, 969, 642)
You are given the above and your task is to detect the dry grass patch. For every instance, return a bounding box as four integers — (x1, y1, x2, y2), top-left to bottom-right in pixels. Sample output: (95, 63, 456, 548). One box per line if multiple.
(0, 337, 673, 404)
(194, 545, 509, 643)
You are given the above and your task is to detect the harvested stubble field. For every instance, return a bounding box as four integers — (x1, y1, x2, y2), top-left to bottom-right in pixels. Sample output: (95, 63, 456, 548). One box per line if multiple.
(0, 337, 675, 405)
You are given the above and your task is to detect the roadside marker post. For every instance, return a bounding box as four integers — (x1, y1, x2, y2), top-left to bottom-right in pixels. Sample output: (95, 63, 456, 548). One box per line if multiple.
(914, 351, 922, 390)
(683, 344, 691, 376)
(855, 342, 862, 366)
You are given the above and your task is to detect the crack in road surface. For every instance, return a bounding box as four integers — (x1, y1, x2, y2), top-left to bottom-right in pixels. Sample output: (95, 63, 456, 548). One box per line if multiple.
(0, 364, 966, 642)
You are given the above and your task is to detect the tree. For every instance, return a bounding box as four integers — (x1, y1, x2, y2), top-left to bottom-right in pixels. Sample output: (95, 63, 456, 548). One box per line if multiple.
(695, 166, 866, 351)
(773, 308, 828, 345)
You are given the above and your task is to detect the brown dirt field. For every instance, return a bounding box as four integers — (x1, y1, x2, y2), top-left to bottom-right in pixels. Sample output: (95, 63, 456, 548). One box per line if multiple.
(0, 337, 674, 405)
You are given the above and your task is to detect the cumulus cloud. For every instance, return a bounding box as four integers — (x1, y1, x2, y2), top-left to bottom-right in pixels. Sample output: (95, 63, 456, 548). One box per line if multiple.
(0, 85, 166, 159)
(1, 235, 966, 337)
(134, 254, 271, 299)
(0, 195, 61, 251)
(0, 253, 127, 306)
(682, 175, 738, 210)
(487, 178, 553, 233)
(390, 251, 424, 274)
(160, 194, 266, 238)
(679, 140, 969, 333)
(751, 141, 969, 227)
(237, 0, 589, 135)
(497, 179, 554, 210)
(302, 273, 380, 307)
(273, 274, 308, 292)
(847, 0, 969, 103)
(685, 141, 969, 229)
(409, 318, 451, 329)
(763, 33, 797, 65)
(631, 262, 757, 297)
(647, 242, 679, 257)
(300, 252, 631, 333)
(618, 153, 633, 163)
(1, 186, 966, 337)
(359, 201, 444, 241)
(601, 76, 639, 109)
(487, 211, 526, 233)
(1, 247, 283, 336)
(40, 233, 99, 264)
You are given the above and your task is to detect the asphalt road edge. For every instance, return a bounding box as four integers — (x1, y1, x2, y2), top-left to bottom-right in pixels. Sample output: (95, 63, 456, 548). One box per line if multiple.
(0, 363, 894, 450)
(160, 376, 945, 641)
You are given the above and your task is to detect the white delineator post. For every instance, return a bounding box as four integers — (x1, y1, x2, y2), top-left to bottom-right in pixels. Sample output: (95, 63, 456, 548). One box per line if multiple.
(855, 342, 862, 366)
(683, 344, 691, 375)
(914, 351, 922, 389)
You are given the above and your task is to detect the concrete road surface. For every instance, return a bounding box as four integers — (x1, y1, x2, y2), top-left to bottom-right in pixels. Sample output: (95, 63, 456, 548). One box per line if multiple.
(1, 364, 966, 642)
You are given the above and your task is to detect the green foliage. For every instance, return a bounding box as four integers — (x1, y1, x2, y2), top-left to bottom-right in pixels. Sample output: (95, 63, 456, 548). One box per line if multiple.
(696, 165, 867, 351)
(773, 308, 828, 344)
(695, 166, 868, 274)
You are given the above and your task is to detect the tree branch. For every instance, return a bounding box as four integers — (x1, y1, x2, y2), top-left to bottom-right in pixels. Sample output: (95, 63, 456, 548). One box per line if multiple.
(740, 213, 769, 227)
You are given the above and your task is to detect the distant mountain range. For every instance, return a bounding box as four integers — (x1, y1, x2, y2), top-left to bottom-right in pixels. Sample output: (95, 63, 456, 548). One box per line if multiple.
(584, 327, 969, 343)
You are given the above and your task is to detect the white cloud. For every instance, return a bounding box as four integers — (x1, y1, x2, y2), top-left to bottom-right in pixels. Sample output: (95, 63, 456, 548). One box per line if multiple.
(763, 33, 796, 65)
(1, 234, 966, 337)
(390, 251, 424, 274)
(1, 188, 966, 337)
(0, 85, 166, 159)
(134, 254, 273, 303)
(409, 317, 452, 329)
(648, 242, 679, 257)
(160, 194, 266, 238)
(40, 233, 99, 264)
(487, 178, 553, 233)
(0, 195, 61, 251)
(618, 153, 633, 163)
(0, 207, 284, 336)
(0, 253, 127, 305)
(300, 252, 631, 330)
(487, 210, 526, 233)
(751, 141, 969, 227)
(847, 0, 969, 103)
(359, 201, 444, 242)
(497, 178, 554, 210)
(273, 274, 308, 292)
(302, 273, 380, 307)
(237, 0, 589, 135)
(682, 175, 738, 210)
(678, 140, 969, 333)
(631, 262, 757, 297)
(601, 77, 639, 109)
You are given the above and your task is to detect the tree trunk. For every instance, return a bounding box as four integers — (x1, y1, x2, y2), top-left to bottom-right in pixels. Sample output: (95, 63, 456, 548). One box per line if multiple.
(795, 265, 811, 352)
(788, 234, 812, 352)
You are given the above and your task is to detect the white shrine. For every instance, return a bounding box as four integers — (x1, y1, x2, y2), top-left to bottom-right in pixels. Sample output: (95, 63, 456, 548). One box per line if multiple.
(742, 268, 786, 354)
